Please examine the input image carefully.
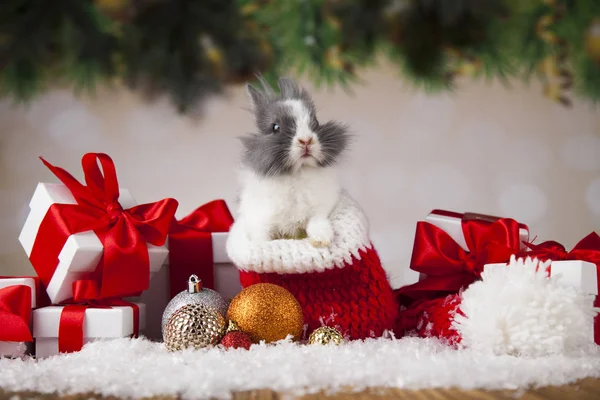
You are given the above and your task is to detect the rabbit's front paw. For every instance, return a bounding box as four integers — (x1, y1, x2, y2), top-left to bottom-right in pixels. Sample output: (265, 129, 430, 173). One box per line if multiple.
(307, 217, 333, 248)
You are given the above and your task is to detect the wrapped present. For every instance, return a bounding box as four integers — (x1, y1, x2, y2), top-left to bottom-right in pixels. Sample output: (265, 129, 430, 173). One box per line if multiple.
(32, 301, 145, 358)
(395, 210, 529, 307)
(137, 200, 239, 340)
(425, 210, 530, 252)
(0, 280, 34, 357)
(19, 153, 178, 304)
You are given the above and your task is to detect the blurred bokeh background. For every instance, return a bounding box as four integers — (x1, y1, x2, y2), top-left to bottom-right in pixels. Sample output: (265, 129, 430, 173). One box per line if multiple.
(1, 0, 599, 288)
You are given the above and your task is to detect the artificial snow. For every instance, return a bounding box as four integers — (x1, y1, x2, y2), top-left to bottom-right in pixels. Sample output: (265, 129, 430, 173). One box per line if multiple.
(1, 336, 599, 399)
(456, 256, 597, 357)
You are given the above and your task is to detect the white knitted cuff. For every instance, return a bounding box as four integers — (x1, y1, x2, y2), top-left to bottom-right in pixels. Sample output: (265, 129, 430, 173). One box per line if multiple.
(226, 192, 372, 274)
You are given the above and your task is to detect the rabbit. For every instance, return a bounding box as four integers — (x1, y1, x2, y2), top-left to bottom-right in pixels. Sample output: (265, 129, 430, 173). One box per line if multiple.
(236, 76, 350, 247)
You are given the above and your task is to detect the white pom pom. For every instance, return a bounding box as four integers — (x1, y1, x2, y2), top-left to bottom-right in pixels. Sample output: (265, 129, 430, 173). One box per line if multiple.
(454, 255, 596, 357)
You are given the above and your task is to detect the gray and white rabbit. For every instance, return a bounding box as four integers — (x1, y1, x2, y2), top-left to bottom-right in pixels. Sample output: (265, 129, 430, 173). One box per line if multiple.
(236, 77, 349, 247)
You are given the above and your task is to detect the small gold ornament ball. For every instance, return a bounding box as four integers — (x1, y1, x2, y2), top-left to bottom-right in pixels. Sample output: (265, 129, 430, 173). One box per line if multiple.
(308, 326, 344, 345)
(163, 303, 226, 352)
(227, 283, 304, 343)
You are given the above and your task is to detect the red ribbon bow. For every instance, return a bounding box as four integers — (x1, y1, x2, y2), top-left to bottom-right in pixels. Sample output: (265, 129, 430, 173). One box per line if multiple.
(395, 217, 524, 305)
(518, 232, 600, 267)
(168, 200, 234, 297)
(29, 153, 178, 301)
(0, 285, 33, 342)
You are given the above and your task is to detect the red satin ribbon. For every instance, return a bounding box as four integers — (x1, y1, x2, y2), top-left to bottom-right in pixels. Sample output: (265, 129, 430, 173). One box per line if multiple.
(0, 276, 50, 308)
(28, 153, 178, 301)
(517, 232, 600, 267)
(168, 200, 234, 297)
(518, 232, 600, 345)
(58, 300, 140, 354)
(0, 285, 33, 342)
(395, 218, 523, 304)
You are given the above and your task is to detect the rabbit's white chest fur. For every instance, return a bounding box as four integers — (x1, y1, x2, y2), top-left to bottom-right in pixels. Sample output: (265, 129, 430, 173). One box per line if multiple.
(238, 167, 340, 243)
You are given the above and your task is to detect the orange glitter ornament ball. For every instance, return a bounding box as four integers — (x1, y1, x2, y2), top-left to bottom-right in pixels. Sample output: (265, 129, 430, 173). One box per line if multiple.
(227, 283, 304, 343)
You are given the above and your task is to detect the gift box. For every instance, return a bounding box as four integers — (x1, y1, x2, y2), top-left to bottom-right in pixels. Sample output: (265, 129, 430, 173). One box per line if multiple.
(19, 153, 178, 304)
(395, 209, 529, 307)
(33, 302, 145, 358)
(484, 259, 599, 344)
(425, 210, 530, 252)
(0, 278, 38, 357)
(137, 200, 240, 340)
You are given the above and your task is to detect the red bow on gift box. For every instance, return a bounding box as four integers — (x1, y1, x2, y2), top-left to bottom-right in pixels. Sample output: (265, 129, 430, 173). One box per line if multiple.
(0, 285, 33, 342)
(517, 232, 600, 267)
(168, 200, 234, 297)
(30, 153, 178, 301)
(395, 218, 524, 304)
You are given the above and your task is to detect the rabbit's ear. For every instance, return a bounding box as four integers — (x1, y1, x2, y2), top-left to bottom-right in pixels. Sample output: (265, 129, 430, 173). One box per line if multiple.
(278, 77, 299, 98)
(246, 84, 268, 110)
(257, 75, 275, 97)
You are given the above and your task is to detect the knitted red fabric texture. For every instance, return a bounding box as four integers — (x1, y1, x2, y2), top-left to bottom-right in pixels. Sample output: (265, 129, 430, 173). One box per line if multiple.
(238, 246, 398, 340)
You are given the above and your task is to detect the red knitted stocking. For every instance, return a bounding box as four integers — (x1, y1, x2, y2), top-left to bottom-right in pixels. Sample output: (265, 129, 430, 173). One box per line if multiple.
(239, 246, 398, 340)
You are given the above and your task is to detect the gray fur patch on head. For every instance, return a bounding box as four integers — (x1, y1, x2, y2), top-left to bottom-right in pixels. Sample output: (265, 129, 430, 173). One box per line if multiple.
(314, 121, 350, 167)
(241, 76, 349, 176)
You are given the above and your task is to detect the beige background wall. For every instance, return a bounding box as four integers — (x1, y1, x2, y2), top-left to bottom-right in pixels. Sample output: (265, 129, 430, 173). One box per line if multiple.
(1, 64, 599, 289)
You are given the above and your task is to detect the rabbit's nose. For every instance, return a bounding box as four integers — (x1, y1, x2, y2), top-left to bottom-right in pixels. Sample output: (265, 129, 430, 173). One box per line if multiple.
(298, 137, 314, 145)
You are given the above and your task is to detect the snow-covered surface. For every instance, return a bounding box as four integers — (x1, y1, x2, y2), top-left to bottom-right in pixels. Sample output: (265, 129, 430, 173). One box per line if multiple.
(1, 336, 599, 399)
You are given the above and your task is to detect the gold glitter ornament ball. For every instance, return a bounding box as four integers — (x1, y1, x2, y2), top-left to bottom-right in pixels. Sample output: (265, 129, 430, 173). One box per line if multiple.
(163, 303, 226, 351)
(308, 326, 344, 345)
(227, 283, 304, 343)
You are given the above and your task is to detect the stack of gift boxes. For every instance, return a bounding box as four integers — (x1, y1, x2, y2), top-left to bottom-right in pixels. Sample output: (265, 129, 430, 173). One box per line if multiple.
(395, 209, 600, 345)
(0, 153, 240, 358)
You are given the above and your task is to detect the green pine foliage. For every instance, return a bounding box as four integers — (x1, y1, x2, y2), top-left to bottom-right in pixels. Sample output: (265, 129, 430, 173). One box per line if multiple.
(119, 0, 269, 111)
(0, 0, 117, 100)
(0, 0, 599, 112)
(558, 1, 600, 103)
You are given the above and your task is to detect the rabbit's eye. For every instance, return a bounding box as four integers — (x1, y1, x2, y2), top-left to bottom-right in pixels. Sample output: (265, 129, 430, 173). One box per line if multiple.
(272, 123, 280, 133)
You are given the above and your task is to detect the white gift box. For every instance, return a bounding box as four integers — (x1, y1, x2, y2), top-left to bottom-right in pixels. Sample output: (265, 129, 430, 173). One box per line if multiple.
(425, 209, 530, 252)
(32, 302, 146, 358)
(0, 277, 39, 358)
(19, 183, 168, 304)
(136, 232, 240, 340)
(484, 260, 598, 295)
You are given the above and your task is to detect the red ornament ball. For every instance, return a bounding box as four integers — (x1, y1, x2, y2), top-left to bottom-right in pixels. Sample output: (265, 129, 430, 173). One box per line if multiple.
(220, 330, 252, 350)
